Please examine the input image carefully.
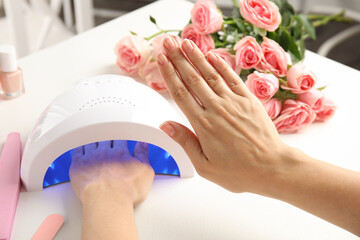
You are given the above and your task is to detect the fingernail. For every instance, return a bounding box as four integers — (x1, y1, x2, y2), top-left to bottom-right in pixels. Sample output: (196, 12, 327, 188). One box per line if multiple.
(182, 39, 193, 53)
(157, 53, 168, 66)
(206, 52, 218, 63)
(164, 36, 176, 50)
(139, 142, 149, 148)
(160, 122, 176, 137)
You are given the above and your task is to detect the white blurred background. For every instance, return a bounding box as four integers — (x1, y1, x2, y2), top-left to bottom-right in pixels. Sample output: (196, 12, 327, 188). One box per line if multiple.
(0, 0, 359, 69)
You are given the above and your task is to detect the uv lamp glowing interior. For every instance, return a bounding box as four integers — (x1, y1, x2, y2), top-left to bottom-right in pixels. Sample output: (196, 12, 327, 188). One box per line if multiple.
(21, 74, 194, 191)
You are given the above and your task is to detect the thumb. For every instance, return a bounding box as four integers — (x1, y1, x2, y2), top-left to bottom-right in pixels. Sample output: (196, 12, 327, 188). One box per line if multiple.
(134, 142, 150, 164)
(159, 121, 207, 168)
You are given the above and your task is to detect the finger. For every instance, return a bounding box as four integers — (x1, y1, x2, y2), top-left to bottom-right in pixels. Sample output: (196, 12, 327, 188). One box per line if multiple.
(181, 40, 232, 97)
(159, 121, 208, 172)
(113, 140, 131, 155)
(163, 37, 218, 107)
(157, 53, 203, 121)
(134, 142, 150, 164)
(72, 146, 84, 160)
(84, 142, 97, 154)
(98, 140, 112, 149)
(206, 51, 252, 98)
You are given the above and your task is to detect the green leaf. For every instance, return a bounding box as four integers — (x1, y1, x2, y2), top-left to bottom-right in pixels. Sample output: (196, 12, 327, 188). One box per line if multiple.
(298, 38, 305, 60)
(287, 33, 302, 60)
(149, 15, 157, 25)
(254, 26, 267, 37)
(274, 89, 297, 103)
(279, 31, 290, 51)
(293, 16, 303, 39)
(232, 8, 241, 19)
(270, 0, 282, 9)
(318, 85, 328, 91)
(129, 31, 138, 36)
(267, 31, 279, 42)
(280, 30, 302, 60)
(300, 14, 316, 40)
(281, 0, 295, 15)
(281, 11, 292, 27)
(235, 19, 247, 33)
(232, 0, 239, 8)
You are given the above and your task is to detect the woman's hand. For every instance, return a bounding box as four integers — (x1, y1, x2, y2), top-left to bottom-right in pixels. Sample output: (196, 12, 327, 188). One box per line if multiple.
(69, 141, 154, 240)
(157, 37, 294, 195)
(69, 140, 154, 207)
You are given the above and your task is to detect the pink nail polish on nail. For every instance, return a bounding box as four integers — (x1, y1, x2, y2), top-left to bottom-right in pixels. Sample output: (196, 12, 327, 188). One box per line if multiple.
(164, 37, 176, 50)
(157, 54, 168, 66)
(160, 123, 175, 137)
(207, 52, 218, 63)
(182, 40, 193, 52)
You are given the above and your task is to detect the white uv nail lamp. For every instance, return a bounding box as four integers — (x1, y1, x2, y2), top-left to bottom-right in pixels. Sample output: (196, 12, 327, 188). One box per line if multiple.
(21, 75, 194, 191)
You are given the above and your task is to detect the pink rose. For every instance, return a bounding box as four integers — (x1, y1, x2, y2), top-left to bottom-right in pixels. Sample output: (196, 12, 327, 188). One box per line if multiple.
(181, 24, 215, 54)
(234, 36, 262, 70)
(263, 98, 282, 119)
(282, 63, 317, 93)
(239, 0, 281, 32)
(191, 0, 223, 34)
(139, 57, 167, 92)
(258, 37, 288, 77)
(297, 89, 324, 112)
(209, 48, 240, 74)
(273, 100, 316, 134)
(315, 98, 336, 122)
(245, 71, 279, 102)
(114, 35, 151, 75)
(151, 34, 181, 58)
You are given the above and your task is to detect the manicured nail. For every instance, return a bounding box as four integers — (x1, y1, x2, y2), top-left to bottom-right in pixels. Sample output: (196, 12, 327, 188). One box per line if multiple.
(160, 122, 176, 137)
(182, 39, 193, 53)
(206, 52, 218, 63)
(157, 53, 168, 66)
(164, 36, 176, 50)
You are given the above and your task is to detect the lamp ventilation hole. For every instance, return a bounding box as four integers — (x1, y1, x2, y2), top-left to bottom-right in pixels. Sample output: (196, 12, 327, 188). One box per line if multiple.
(78, 96, 135, 111)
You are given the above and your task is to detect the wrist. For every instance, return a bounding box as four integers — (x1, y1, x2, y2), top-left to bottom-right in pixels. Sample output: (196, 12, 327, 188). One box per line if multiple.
(81, 182, 133, 208)
(258, 145, 312, 199)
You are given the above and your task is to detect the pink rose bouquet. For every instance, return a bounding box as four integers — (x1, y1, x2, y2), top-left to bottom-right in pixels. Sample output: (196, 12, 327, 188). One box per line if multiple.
(297, 89, 324, 112)
(315, 98, 336, 122)
(259, 37, 288, 77)
(181, 24, 215, 54)
(114, 35, 151, 75)
(282, 63, 316, 93)
(151, 34, 182, 58)
(239, 0, 281, 32)
(245, 71, 279, 102)
(234, 36, 262, 70)
(273, 100, 316, 133)
(209, 48, 240, 74)
(263, 98, 282, 120)
(115, 0, 342, 133)
(138, 58, 167, 92)
(191, 0, 223, 34)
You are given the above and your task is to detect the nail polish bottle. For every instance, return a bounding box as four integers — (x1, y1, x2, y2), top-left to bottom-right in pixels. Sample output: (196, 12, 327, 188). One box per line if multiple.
(0, 45, 25, 99)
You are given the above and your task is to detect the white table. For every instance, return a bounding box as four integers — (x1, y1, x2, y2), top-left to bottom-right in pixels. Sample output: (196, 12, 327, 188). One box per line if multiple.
(1, 0, 360, 239)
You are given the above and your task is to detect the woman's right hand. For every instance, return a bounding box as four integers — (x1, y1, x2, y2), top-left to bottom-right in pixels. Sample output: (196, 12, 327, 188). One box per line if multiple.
(158, 37, 297, 195)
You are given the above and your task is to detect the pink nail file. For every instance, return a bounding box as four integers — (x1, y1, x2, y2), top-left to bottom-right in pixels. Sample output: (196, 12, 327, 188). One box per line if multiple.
(31, 214, 64, 240)
(0, 132, 22, 240)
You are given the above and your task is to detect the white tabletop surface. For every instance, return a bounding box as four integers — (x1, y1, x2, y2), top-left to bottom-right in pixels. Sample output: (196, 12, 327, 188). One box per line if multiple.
(1, 0, 360, 239)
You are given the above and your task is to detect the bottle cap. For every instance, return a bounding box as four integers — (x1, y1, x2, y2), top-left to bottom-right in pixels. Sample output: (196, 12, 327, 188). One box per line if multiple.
(0, 45, 18, 72)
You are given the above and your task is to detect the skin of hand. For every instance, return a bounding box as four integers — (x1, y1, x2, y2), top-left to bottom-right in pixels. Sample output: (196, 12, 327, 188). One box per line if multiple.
(157, 37, 291, 195)
(69, 140, 155, 240)
(156, 37, 360, 236)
